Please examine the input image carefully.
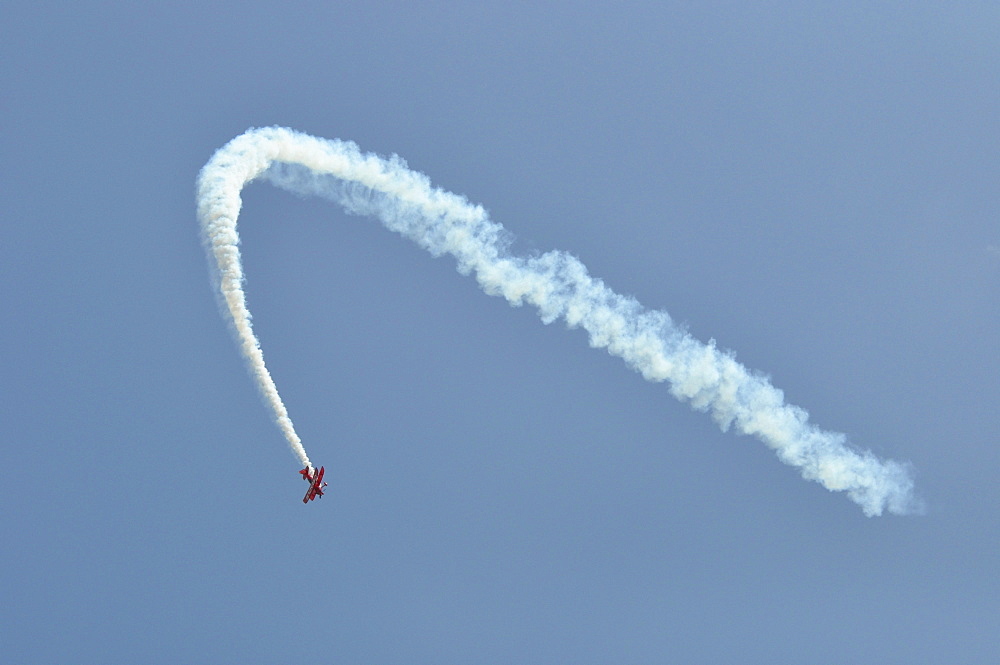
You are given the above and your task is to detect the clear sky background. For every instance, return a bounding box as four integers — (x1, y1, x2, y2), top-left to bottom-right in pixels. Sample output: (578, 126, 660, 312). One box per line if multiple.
(2, 3, 997, 663)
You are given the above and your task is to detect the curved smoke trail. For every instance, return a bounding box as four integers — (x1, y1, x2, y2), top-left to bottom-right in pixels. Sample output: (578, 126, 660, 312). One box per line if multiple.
(197, 126, 919, 516)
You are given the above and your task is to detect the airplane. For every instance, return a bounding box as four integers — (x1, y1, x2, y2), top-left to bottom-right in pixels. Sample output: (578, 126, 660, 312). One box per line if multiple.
(300, 465, 328, 503)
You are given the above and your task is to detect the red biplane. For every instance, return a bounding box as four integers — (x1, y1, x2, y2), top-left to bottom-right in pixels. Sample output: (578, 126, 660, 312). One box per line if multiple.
(299, 466, 327, 503)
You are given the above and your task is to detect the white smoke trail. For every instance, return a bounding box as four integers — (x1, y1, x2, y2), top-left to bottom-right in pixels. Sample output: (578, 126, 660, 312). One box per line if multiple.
(198, 126, 920, 516)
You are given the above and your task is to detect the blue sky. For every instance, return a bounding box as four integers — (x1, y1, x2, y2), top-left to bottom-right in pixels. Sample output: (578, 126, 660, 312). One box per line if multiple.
(2, 3, 997, 663)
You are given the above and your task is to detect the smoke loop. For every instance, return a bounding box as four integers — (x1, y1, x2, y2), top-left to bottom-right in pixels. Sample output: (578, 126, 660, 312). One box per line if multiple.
(198, 127, 920, 516)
